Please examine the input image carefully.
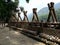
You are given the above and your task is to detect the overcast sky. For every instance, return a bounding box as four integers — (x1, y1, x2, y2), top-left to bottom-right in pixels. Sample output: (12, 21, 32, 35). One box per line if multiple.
(19, 0, 60, 14)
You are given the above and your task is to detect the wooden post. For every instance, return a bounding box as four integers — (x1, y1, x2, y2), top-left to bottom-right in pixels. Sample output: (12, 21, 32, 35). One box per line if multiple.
(50, 2, 57, 22)
(23, 11, 29, 22)
(47, 3, 51, 22)
(47, 2, 57, 22)
(22, 11, 29, 29)
(18, 12, 22, 22)
(32, 8, 39, 22)
(17, 12, 22, 27)
(37, 20, 43, 35)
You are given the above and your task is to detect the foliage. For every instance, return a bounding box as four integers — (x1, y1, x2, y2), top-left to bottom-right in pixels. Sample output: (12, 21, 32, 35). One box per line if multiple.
(38, 9, 60, 22)
(26, 0, 30, 3)
(0, 0, 19, 22)
(20, 7, 24, 12)
(56, 9, 60, 21)
(38, 14, 48, 22)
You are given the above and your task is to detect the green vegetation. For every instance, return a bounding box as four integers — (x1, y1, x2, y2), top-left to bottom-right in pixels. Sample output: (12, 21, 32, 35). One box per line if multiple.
(26, 0, 30, 3)
(56, 9, 60, 21)
(0, 0, 30, 22)
(0, 0, 19, 22)
(38, 9, 60, 22)
(38, 14, 48, 22)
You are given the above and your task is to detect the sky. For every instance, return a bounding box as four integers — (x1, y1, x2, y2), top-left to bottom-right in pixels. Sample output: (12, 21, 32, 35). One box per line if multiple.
(19, 0, 60, 14)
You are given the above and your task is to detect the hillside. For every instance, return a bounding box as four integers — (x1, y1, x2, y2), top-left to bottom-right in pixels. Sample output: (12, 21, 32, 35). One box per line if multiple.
(38, 3, 60, 15)
(38, 9, 60, 22)
(38, 3, 60, 22)
(28, 3, 60, 22)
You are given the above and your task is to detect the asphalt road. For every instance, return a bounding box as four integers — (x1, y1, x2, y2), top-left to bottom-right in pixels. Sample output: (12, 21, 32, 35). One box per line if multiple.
(0, 25, 45, 45)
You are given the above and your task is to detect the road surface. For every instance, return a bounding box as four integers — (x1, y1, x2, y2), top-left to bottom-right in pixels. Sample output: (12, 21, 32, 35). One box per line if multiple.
(0, 25, 45, 45)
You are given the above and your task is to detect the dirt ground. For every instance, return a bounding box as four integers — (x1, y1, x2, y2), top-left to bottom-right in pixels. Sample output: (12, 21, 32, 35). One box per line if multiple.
(0, 25, 45, 45)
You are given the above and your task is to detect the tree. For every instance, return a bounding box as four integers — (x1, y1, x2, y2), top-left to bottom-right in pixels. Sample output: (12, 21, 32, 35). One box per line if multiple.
(0, 0, 19, 22)
(0, 0, 30, 22)
(26, 0, 30, 3)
